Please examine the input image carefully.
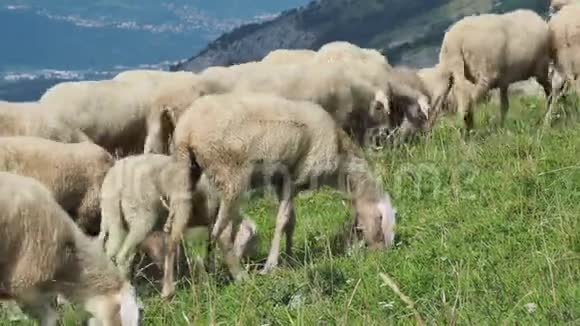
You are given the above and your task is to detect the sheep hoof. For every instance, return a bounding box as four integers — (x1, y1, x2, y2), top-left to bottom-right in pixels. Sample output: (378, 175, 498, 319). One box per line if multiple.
(161, 291, 174, 302)
(258, 264, 277, 275)
(161, 284, 176, 301)
(234, 270, 249, 283)
(56, 294, 71, 306)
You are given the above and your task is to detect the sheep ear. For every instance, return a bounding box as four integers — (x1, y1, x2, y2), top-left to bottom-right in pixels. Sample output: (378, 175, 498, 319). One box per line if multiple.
(376, 194, 396, 247)
(161, 106, 177, 125)
(374, 90, 390, 114)
(418, 96, 430, 119)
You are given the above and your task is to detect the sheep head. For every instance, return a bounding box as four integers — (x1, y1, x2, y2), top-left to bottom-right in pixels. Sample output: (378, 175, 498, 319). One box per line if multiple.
(417, 95, 431, 120)
(352, 192, 397, 249)
(337, 139, 397, 249)
(143, 105, 175, 155)
(369, 89, 391, 125)
(84, 282, 141, 326)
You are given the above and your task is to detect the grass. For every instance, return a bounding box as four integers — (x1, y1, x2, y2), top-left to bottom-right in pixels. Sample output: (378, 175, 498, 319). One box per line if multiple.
(4, 95, 580, 325)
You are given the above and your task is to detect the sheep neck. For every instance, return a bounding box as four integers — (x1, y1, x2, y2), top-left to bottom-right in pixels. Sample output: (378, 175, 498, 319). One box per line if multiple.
(342, 157, 383, 202)
(334, 128, 383, 202)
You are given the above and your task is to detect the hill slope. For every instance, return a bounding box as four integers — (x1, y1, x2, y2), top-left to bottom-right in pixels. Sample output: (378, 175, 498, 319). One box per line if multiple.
(173, 0, 549, 72)
(23, 94, 580, 324)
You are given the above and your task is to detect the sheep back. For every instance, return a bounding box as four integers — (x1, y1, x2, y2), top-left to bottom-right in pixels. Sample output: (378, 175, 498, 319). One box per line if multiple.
(173, 92, 342, 186)
(0, 136, 114, 235)
(549, 3, 580, 80)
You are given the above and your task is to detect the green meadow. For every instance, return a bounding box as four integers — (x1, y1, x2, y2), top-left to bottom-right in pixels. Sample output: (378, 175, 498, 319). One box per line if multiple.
(5, 95, 580, 325)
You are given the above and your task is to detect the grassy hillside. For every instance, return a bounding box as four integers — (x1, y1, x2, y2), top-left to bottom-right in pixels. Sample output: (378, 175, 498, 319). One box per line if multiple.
(8, 96, 578, 324)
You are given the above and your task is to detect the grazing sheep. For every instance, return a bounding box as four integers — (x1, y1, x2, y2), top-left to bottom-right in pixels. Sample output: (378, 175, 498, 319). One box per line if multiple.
(143, 62, 274, 155)
(438, 9, 552, 132)
(315, 41, 390, 68)
(38, 79, 155, 156)
(0, 100, 90, 143)
(230, 61, 391, 146)
(366, 66, 438, 146)
(549, 0, 579, 14)
(197, 61, 271, 91)
(413, 65, 458, 130)
(39, 75, 220, 157)
(0, 136, 113, 236)
(0, 171, 140, 326)
(387, 66, 450, 132)
(113, 69, 196, 84)
(142, 75, 229, 154)
(313, 43, 432, 125)
(173, 92, 397, 280)
(99, 153, 258, 298)
(418, 65, 457, 115)
(548, 3, 580, 95)
(261, 49, 316, 65)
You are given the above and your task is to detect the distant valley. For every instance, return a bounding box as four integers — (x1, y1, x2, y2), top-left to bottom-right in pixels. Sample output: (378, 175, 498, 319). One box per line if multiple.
(0, 0, 548, 101)
(0, 0, 309, 101)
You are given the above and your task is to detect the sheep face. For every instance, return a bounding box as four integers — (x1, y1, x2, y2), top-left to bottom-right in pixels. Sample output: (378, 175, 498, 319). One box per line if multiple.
(84, 282, 141, 326)
(369, 90, 391, 126)
(353, 193, 396, 249)
(550, 64, 566, 94)
(143, 106, 175, 154)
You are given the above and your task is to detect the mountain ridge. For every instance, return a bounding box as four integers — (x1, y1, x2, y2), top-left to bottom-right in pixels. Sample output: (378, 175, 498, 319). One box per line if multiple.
(172, 0, 549, 72)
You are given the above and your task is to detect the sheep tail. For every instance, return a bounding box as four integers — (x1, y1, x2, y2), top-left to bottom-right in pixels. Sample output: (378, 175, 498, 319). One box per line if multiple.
(172, 141, 202, 189)
(449, 46, 472, 91)
(99, 192, 126, 259)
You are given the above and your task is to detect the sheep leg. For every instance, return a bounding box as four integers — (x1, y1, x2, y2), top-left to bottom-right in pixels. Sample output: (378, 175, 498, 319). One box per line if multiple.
(453, 79, 474, 136)
(544, 79, 568, 128)
(499, 86, 509, 126)
(284, 204, 296, 257)
(260, 188, 295, 275)
(17, 292, 58, 326)
(162, 206, 193, 299)
(101, 197, 126, 260)
(215, 199, 248, 282)
(115, 212, 157, 277)
(77, 186, 102, 237)
(211, 194, 238, 242)
(457, 92, 474, 136)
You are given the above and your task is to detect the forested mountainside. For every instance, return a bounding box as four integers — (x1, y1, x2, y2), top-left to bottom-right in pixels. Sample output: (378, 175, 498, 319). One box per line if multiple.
(173, 0, 548, 72)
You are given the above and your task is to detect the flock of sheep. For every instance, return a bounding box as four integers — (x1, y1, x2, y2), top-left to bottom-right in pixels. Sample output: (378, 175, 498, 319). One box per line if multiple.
(0, 2, 579, 324)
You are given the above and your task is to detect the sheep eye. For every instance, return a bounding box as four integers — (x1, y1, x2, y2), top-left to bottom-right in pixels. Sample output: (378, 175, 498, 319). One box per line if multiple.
(374, 101, 385, 112)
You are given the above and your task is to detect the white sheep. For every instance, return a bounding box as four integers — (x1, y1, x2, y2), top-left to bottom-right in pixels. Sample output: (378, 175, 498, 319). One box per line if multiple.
(229, 60, 391, 146)
(39, 75, 223, 157)
(142, 61, 278, 155)
(261, 49, 316, 65)
(547, 3, 580, 122)
(0, 136, 114, 236)
(38, 79, 155, 156)
(0, 100, 90, 143)
(0, 171, 140, 326)
(99, 153, 258, 298)
(313, 42, 432, 123)
(112, 69, 196, 84)
(416, 64, 457, 127)
(438, 9, 552, 132)
(549, 0, 579, 14)
(173, 92, 397, 280)
(315, 41, 390, 68)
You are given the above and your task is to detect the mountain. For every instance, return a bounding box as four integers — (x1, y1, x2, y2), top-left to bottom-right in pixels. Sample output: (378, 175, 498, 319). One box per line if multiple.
(0, 1, 309, 101)
(172, 0, 549, 72)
